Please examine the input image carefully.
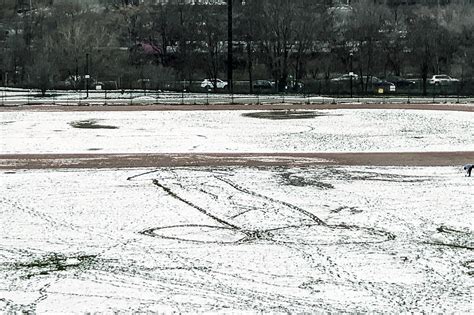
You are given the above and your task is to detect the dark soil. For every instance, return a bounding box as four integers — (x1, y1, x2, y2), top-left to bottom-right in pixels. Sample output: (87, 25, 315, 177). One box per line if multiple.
(242, 110, 328, 120)
(69, 119, 118, 129)
(11, 253, 96, 279)
(279, 172, 335, 188)
(1, 152, 473, 170)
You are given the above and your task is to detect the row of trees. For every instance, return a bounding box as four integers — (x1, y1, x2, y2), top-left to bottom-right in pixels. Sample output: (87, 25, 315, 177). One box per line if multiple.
(0, 0, 473, 95)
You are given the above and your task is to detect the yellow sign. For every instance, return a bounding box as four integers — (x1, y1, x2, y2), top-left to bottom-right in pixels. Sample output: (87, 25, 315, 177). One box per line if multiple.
(378, 88, 384, 94)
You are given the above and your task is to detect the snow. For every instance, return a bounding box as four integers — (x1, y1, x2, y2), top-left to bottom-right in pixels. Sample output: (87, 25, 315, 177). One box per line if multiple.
(0, 166, 472, 313)
(1, 104, 473, 312)
(1, 109, 473, 154)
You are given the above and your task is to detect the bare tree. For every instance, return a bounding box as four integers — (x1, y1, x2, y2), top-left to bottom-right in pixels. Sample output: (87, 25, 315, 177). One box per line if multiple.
(196, 5, 226, 90)
(1, 0, 472, 97)
(348, 0, 389, 93)
(258, 0, 299, 92)
(236, 0, 263, 92)
(439, 2, 474, 78)
(173, 3, 202, 84)
(292, 2, 326, 91)
(406, 8, 442, 95)
(26, 49, 58, 96)
(382, 5, 409, 76)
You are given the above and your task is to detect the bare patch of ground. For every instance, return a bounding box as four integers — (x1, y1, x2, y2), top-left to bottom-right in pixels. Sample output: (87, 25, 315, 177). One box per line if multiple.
(1, 152, 473, 170)
(242, 110, 331, 120)
(69, 119, 118, 129)
(1, 103, 473, 112)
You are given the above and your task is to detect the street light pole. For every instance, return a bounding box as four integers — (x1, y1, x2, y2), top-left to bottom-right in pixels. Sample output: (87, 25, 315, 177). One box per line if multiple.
(85, 53, 89, 98)
(227, 0, 233, 94)
(350, 52, 353, 98)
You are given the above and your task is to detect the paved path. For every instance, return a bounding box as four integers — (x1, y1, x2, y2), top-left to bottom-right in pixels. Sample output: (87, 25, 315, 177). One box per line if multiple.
(2, 152, 473, 170)
(1, 103, 473, 112)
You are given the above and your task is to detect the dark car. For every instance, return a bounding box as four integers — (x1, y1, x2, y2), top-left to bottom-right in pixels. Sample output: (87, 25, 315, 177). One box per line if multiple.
(384, 76, 416, 88)
(361, 76, 396, 92)
(253, 80, 274, 89)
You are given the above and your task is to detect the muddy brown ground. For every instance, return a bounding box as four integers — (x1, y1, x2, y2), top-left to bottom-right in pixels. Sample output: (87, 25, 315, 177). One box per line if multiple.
(1, 152, 473, 170)
(1, 103, 473, 112)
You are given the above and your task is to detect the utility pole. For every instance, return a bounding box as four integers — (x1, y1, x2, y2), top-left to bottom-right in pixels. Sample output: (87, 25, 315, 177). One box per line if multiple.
(227, 0, 233, 93)
(350, 52, 353, 98)
(75, 57, 79, 92)
(85, 53, 89, 98)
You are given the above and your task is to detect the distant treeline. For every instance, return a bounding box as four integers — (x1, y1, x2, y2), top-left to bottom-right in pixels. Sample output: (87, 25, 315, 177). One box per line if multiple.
(0, 0, 473, 95)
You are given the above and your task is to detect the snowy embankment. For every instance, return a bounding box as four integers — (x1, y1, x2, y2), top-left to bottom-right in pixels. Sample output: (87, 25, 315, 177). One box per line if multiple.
(1, 109, 473, 154)
(0, 166, 472, 313)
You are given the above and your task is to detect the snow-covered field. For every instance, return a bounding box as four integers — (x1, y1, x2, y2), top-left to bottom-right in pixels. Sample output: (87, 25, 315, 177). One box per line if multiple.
(1, 105, 473, 313)
(1, 109, 473, 154)
(0, 166, 472, 313)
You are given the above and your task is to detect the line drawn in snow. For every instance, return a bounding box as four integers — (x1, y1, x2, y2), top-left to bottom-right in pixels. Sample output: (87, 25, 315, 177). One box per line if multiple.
(140, 169, 395, 246)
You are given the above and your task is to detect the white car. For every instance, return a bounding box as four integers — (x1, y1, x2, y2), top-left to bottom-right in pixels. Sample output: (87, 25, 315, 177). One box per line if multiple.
(201, 78, 228, 89)
(330, 73, 359, 82)
(428, 75, 459, 85)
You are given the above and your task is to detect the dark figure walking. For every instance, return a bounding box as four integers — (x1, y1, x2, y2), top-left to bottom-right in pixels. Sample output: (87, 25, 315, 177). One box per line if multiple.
(463, 164, 473, 177)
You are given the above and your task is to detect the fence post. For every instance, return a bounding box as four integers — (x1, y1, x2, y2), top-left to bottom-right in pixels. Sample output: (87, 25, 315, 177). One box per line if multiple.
(456, 82, 460, 104)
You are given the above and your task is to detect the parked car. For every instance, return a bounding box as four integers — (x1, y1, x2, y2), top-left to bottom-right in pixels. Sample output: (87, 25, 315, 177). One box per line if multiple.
(253, 80, 274, 89)
(428, 74, 459, 85)
(290, 81, 305, 91)
(201, 78, 228, 89)
(383, 75, 416, 88)
(64, 75, 96, 89)
(361, 76, 396, 92)
(331, 73, 359, 82)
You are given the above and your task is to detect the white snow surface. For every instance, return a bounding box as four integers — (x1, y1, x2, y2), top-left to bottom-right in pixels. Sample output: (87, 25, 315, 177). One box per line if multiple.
(0, 166, 472, 313)
(1, 109, 473, 154)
